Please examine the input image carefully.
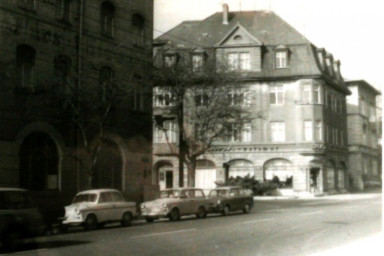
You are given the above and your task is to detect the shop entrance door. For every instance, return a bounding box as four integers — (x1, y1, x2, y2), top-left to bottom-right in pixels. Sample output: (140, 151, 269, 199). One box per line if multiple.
(310, 168, 320, 193)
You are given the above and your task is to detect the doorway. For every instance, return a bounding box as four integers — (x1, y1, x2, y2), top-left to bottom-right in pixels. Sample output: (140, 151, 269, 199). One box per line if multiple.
(310, 168, 320, 193)
(165, 171, 173, 188)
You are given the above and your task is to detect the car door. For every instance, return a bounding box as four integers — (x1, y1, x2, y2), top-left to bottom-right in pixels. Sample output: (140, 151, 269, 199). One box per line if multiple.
(97, 192, 114, 222)
(111, 191, 125, 220)
(193, 189, 208, 211)
(228, 188, 241, 211)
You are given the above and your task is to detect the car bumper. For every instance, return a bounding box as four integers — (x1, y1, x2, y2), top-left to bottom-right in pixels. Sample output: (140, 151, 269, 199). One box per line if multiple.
(141, 208, 169, 218)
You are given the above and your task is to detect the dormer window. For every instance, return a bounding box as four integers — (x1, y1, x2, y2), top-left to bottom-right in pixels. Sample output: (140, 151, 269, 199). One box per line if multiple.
(164, 54, 177, 67)
(276, 51, 288, 68)
(317, 49, 325, 70)
(227, 52, 250, 71)
(192, 54, 204, 72)
(234, 35, 243, 41)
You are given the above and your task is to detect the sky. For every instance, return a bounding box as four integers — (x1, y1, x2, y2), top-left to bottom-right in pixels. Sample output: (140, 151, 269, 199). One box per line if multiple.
(154, 0, 384, 91)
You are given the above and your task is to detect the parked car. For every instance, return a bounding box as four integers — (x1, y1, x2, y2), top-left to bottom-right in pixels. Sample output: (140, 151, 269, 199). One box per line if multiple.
(207, 186, 253, 216)
(141, 188, 210, 222)
(61, 189, 137, 230)
(0, 188, 46, 250)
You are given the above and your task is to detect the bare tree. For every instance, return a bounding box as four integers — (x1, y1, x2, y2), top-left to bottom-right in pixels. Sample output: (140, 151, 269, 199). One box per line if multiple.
(153, 58, 254, 187)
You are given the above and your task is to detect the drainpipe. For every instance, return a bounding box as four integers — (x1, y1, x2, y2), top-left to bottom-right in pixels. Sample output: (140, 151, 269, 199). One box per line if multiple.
(76, 0, 84, 191)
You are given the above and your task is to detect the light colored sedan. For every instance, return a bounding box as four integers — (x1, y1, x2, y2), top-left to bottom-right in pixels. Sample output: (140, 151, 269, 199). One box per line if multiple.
(62, 189, 137, 230)
(140, 188, 210, 222)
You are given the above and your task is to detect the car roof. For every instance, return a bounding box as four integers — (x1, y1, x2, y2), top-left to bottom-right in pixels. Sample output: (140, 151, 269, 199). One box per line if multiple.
(161, 187, 204, 191)
(0, 187, 28, 192)
(76, 189, 120, 195)
(210, 186, 243, 190)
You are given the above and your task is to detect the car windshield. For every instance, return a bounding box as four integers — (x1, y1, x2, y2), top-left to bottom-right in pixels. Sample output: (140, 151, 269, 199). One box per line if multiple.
(159, 190, 180, 198)
(73, 193, 97, 203)
(209, 189, 229, 197)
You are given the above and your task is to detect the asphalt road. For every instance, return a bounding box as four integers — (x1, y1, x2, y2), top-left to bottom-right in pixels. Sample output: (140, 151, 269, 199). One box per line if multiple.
(2, 195, 382, 256)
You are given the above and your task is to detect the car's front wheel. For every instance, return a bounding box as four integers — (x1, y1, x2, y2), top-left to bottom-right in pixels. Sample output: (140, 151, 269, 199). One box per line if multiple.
(169, 208, 180, 221)
(121, 212, 133, 227)
(84, 214, 98, 231)
(243, 203, 251, 214)
(196, 206, 207, 218)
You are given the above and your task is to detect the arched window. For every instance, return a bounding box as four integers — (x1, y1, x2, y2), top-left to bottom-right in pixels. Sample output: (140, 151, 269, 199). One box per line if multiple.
(16, 45, 36, 89)
(132, 13, 145, 46)
(54, 55, 71, 85)
(264, 158, 293, 183)
(101, 1, 115, 37)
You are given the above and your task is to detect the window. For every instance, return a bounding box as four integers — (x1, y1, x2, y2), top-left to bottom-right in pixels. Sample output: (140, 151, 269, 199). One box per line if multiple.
(18, 0, 35, 10)
(194, 190, 204, 198)
(271, 122, 285, 142)
(228, 89, 244, 106)
(304, 121, 313, 141)
(326, 125, 330, 143)
(54, 55, 71, 85)
(269, 85, 284, 105)
(154, 120, 177, 143)
(99, 66, 114, 101)
(101, 1, 115, 37)
(195, 91, 209, 107)
(302, 82, 321, 104)
(276, 51, 287, 68)
(99, 192, 113, 203)
(303, 84, 311, 103)
(132, 13, 145, 46)
(192, 55, 204, 72)
(227, 52, 250, 71)
(315, 121, 322, 141)
(242, 123, 252, 142)
(17, 45, 36, 89)
(111, 192, 124, 202)
(340, 130, 344, 146)
(239, 52, 250, 70)
(56, 0, 71, 22)
(164, 54, 177, 67)
(333, 127, 338, 145)
(154, 88, 174, 107)
(227, 124, 241, 142)
(313, 84, 321, 103)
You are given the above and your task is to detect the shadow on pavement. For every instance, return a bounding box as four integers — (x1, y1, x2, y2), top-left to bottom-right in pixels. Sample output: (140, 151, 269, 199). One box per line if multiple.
(0, 240, 90, 254)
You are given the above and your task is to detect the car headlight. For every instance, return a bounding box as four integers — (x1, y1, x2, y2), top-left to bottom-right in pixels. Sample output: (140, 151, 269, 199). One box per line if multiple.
(141, 204, 146, 209)
(217, 199, 221, 205)
(161, 203, 168, 209)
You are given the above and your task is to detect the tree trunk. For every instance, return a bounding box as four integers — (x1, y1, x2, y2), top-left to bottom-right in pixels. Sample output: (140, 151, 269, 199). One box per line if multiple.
(187, 158, 197, 187)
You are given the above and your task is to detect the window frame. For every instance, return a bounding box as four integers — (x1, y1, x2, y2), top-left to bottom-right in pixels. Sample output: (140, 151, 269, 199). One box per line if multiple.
(192, 54, 204, 72)
(270, 122, 286, 142)
(269, 85, 284, 105)
(275, 50, 288, 69)
(101, 1, 115, 38)
(56, 0, 71, 22)
(227, 51, 251, 71)
(304, 121, 313, 142)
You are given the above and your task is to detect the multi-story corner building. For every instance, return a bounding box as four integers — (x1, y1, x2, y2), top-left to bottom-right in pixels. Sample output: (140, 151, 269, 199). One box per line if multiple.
(153, 5, 351, 195)
(346, 80, 381, 190)
(0, 0, 153, 219)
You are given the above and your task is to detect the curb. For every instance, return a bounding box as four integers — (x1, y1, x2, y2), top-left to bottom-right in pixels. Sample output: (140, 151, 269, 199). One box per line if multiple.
(253, 192, 382, 201)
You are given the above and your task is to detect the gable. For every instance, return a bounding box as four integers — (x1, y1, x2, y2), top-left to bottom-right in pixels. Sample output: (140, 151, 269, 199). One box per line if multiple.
(216, 25, 262, 47)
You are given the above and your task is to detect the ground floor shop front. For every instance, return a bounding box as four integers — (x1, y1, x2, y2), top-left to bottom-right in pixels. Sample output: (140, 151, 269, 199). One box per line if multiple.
(153, 146, 349, 196)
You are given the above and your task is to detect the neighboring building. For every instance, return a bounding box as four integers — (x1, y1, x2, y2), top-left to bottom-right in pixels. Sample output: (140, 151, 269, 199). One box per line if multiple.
(0, 0, 154, 221)
(153, 5, 351, 195)
(346, 80, 381, 190)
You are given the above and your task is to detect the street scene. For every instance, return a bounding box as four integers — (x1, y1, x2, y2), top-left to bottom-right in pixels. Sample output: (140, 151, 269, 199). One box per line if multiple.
(1, 193, 382, 256)
(0, 0, 382, 255)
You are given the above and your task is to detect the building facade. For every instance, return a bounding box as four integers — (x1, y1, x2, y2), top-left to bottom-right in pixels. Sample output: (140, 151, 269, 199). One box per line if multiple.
(0, 0, 154, 220)
(346, 80, 381, 190)
(153, 5, 351, 195)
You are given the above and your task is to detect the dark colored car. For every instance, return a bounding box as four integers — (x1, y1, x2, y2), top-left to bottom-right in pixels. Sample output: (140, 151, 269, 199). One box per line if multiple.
(207, 186, 254, 216)
(0, 188, 46, 250)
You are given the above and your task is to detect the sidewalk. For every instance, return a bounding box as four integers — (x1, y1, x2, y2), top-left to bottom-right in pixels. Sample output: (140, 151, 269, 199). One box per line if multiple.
(253, 190, 382, 200)
(309, 233, 383, 256)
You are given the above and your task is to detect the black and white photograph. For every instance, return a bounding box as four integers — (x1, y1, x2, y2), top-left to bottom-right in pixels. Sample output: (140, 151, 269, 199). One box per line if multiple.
(0, 0, 382, 255)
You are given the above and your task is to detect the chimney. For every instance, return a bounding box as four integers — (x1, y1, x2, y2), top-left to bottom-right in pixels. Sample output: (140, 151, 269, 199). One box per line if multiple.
(223, 3, 229, 25)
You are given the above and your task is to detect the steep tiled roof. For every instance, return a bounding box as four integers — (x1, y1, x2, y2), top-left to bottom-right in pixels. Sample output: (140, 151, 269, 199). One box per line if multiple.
(155, 10, 349, 94)
(156, 11, 310, 47)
